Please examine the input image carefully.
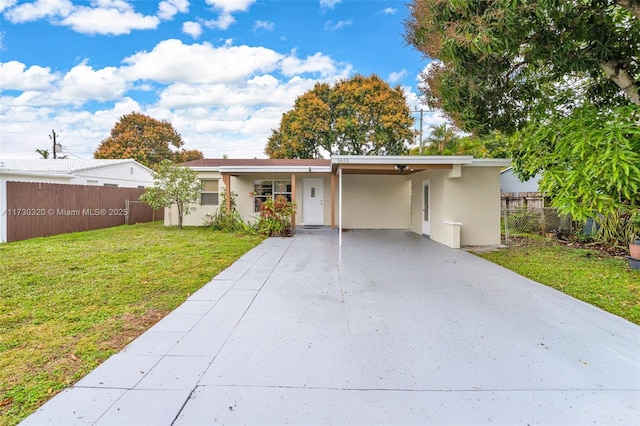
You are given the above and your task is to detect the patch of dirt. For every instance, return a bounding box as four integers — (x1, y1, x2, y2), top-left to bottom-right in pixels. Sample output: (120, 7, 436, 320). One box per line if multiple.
(98, 309, 168, 351)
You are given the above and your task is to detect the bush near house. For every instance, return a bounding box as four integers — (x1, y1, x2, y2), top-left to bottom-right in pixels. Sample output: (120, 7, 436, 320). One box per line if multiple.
(257, 196, 296, 237)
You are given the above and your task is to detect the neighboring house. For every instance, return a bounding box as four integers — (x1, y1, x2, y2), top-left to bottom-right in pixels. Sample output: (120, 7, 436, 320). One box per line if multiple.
(170, 156, 510, 249)
(500, 166, 545, 208)
(0, 159, 156, 243)
(0, 159, 154, 188)
(500, 166, 542, 193)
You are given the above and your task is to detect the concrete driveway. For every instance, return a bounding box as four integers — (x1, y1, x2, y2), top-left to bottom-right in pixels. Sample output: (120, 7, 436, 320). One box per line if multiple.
(22, 230, 640, 425)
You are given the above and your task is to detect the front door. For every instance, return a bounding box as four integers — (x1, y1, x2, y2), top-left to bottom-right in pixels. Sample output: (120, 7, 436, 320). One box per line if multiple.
(302, 178, 324, 226)
(422, 180, 430, 236)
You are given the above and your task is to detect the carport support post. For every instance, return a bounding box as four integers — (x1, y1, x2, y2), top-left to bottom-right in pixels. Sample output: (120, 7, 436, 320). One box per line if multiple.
(330, 173, 337, 228)
(291, 173, 296, 229)
(222, 173, 231, 214)
(338, 168, 342, 247)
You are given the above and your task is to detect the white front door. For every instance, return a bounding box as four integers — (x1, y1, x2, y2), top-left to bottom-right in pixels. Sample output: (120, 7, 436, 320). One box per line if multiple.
(303, 178, 324, 226)
(422, 180, 430, 236)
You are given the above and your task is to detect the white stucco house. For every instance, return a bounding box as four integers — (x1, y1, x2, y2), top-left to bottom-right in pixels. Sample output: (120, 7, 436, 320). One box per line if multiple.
(168, 156, 510, 249)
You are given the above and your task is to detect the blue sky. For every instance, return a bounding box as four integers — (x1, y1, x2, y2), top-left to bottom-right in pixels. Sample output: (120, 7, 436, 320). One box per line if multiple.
(0, 0, 444, 159)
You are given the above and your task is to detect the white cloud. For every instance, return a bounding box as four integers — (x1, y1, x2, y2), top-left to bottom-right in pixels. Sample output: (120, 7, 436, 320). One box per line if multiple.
(202, 12, 235, 30)
(388, 69, 408, 84)
(120, 39, 283, 84)
(324, 19, 351, 32)
(253, 20, 274, 32)
(4, 0, 73, 22)
(182, 21, 202, 38)
(0, 61, 58, 90)
(61, 5, 160, 35)
(320, 0, 341, 9)
(4, 0, 164, 35)
(57, 61, 127, 103)
(205, 0, 255, 13)
(281, 51, 336, 77)
(378, 7, 397, 15)
(157, 0, 189, 20)
(0, 0, 17, 13)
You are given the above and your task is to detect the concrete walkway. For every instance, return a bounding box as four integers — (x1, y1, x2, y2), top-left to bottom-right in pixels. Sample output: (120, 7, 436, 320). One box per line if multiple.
(22, 230, 640, 425)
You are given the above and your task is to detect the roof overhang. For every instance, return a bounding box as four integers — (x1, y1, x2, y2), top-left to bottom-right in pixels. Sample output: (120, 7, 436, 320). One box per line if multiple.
(330, 155, 509, 175)
(0, 171, 74, 179)
(218, 165, 331, 174)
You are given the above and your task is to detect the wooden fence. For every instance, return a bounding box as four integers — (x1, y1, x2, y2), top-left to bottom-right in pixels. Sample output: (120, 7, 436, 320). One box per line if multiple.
(4, 182, 163, 243)
(501, 192, 546, 209)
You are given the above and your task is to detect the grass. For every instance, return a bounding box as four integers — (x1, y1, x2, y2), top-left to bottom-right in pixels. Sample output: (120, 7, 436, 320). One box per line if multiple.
(476, 236, 640, 325)
(0, 222, 263, 426)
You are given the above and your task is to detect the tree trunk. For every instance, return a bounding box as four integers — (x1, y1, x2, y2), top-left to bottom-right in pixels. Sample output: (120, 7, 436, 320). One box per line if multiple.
(616, 0, 640, 21)
(177, 203, 183, 229)
(600, 60, 640, 105)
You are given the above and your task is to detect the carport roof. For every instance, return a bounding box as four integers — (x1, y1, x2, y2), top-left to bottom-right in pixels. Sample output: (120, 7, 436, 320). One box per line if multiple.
(182, 156, 510, 174)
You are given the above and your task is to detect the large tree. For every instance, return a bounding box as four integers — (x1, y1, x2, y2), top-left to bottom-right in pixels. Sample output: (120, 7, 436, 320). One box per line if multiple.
(94, 112, 203, 168)
(404, 0, 640, 135)
(265, 74, 415, 158)
(404, 0, 640, 225)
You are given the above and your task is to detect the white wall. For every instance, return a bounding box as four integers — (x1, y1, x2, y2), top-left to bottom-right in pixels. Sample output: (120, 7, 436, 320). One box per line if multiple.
(411, 166, 502, 247)
(341, 174, 411, 229)
(74, 163, 154, 188)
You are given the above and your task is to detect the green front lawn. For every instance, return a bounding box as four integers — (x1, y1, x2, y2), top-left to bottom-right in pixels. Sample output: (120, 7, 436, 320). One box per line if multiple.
(476, 237, 640, 325)
(0, 222, 263, 426)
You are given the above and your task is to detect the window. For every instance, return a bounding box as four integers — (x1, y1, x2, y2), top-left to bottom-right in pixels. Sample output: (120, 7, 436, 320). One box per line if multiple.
(201, 180, 219, 205)
(254, 180, 292, 212)
(86, 180, 98, 185)
(104, 183, 118, 187)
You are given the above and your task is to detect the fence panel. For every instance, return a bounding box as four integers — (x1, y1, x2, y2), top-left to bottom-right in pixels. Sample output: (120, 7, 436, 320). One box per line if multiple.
(125, 200, 164, 224)
(502, 207, 579, 244)
(5, 182, 162, 242)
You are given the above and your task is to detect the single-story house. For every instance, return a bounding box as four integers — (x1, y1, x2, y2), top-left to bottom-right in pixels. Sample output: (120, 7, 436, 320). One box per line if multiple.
(169, 156, 510, 249)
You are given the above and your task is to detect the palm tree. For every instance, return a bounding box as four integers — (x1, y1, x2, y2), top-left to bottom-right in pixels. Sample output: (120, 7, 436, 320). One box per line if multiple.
(424, 124, 459, 155)
(35, 149, 50, 159)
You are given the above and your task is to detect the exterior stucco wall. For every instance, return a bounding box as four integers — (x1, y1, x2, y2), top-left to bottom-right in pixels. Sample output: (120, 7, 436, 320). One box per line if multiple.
(444, 167, 502, 246)
(410, 167, 502, 247)
(165, 171, 223, 227)
(74, 163, 154, 188)
(410, 170, 447, 240)
(341, 174, 411, 229)
(166, 172, 334, 228)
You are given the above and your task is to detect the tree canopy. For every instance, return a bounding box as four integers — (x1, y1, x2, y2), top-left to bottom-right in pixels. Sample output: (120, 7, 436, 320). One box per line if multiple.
(94, 112, 203, 168)
(139, 160, 202, 229)
(405, 0, 639, 135)
(265, 74, 415, 158)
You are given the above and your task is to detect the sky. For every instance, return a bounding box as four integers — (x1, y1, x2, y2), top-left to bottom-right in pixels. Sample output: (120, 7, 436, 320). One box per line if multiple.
(0, 0, 444, 160)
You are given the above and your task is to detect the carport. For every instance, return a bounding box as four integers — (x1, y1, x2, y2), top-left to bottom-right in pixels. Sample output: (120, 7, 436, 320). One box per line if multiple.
(332, 156, 510, 248)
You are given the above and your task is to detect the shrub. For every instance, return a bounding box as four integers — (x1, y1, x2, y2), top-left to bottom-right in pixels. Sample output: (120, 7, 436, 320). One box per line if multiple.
(257, 195, 296, 237)
(204, 191, 255, 234)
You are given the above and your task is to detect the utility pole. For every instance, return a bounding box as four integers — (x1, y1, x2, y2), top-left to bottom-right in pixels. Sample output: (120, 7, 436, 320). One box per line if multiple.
(50, 129, 61, 159)
(415, 107, 424, 155)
